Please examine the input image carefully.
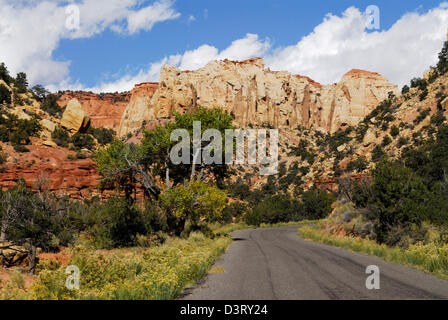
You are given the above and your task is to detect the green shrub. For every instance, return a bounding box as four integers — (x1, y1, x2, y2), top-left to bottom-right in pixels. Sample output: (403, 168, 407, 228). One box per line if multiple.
(398, 137, 409, 148)
(41, 94, 63, 118)
(0, 84, 11, 105)
(390, 125, 400, 137)
(89, 196, 145, 249)
(414, 108, 431, 125)
(72, 133, 95, 150)
(222, 202, 248, 224)
(0, 152, 7, 164)
(13, 145, 30, 153)
(372, 145, 386, 162)
(346, 156, 368, 173)
(52, 127, 70, 147)
(251, 195, 296, 224)
(0, 63, 13, 85)
(382, 135, 392, 147)
(300, 188, 336, 220)
(88, 127, 115, 145)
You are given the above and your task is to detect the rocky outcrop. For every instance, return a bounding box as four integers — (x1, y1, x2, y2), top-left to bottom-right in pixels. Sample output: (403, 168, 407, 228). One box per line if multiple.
(118, 58, 398, 137)
(118, 83, 159, 137)
(61, 99, 91, 134)
(0, 141, 101, 199)
(0, 242, 29, 267)
(58, 91, 130, 132)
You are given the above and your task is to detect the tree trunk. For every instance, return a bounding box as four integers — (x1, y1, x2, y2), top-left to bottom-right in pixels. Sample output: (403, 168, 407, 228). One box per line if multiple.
(28, 245, 37, 275)
(175, 219, 186, 237)
(0, 221, 7, 242)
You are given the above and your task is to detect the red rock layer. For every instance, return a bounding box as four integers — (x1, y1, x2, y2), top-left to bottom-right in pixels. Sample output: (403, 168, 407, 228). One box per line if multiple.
(58, 91, 131, 132)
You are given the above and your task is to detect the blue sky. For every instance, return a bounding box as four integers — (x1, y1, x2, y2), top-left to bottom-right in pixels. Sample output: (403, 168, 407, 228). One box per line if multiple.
(1, 1, 448, 92)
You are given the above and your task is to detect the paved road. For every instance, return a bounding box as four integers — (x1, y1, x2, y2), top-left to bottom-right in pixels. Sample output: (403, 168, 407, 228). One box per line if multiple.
(182, 226, 448, 300)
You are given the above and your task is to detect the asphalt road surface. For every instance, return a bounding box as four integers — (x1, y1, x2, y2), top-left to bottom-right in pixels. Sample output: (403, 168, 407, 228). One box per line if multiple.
(182, 226, 448, 300)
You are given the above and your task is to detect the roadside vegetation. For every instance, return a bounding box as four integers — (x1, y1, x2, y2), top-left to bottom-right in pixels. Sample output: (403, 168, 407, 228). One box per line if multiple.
(298, 41, 448, 278)
(0, 107, 332, 300)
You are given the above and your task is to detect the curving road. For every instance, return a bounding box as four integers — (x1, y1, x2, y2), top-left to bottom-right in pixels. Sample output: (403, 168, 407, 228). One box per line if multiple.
(182, 226, 448, 300)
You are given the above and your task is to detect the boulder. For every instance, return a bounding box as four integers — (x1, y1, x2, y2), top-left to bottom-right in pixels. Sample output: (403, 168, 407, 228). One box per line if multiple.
(61, 99, 91, 134)
(0, 242, 29, 267)
(363, 129, 377, 147)
(40, 119, 57, 132)
(43, 140, 58, 148)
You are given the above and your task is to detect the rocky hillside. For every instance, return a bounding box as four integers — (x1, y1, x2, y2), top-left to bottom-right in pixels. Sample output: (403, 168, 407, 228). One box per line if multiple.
(2, 50, 446, 199)
(118, 58, 398, 138)
(58, 91, 130, 132)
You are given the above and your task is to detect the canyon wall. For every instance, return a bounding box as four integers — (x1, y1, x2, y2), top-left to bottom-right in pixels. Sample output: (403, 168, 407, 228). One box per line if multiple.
(58, 91, 130, 132)
(119, 58, 398, 137)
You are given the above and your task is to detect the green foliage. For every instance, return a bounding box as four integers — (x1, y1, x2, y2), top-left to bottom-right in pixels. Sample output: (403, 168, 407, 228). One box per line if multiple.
(88, 127, 115, 145)
(96, 108, 235, 200)
(398, 137, 409, 148)
(0, 84, 11, 105)
(0, 111, 41, 147)
(0, 63, 13, 85)
(15, 72, 28, 94)
(401, 85, 410, 94)
(0, 152, 6, 164)
(72, 133, 95, 150)
(250, 195, 296, 225)
(346, 156, 368, 173)
(41, 94, 63, 118)
(51, 127, 70, 147)
(13, 145, 30, 153)
(159, 181, 228, 236)
(371, 145, 387, 162)
(89, 196, 145, 249)
(1, 182, 78, 272)
(301, 188, 336, 220)
(431, 111, 446, 126)
(352, 160, 432, 245)
(94, 140, 139, 199)
(437, 41, 448, 75)
(390, 125, 400, 137)
(382, 135, 392, 147)
(221, 202, 248, 224)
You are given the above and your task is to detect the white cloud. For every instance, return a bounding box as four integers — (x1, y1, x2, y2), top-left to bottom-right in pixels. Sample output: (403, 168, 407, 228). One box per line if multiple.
(0, 0, 180, 86)
(86, 4, 448, 93)
(78, 33, 270, 92)
(264, 5, 448, 87)
(6, 2, 448, 93)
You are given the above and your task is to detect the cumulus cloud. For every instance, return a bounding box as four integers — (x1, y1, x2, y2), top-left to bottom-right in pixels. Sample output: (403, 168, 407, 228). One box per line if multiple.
(264, 5, 448, 87)
(4, 2, 448, 92)
(80, 33, 270, 92)
(86, 4, 448, 93)
(0, 0, 180, 85)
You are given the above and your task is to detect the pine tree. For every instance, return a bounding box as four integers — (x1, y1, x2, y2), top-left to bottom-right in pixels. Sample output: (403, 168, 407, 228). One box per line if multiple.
(437, 41, 448, 74)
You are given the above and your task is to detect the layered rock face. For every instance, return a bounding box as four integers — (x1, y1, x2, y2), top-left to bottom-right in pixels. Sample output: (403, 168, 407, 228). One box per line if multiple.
(58, 91, 130, 132)
(118, 83, 159, 137)
(119, 58, 398, 137)
(0, 140, 102, 199)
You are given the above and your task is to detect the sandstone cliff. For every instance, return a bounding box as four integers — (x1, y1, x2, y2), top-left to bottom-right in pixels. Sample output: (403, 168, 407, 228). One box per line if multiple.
(118, 58, 398, 137)
(58, 91, 130, 132)
(118, 82, 159, 137)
